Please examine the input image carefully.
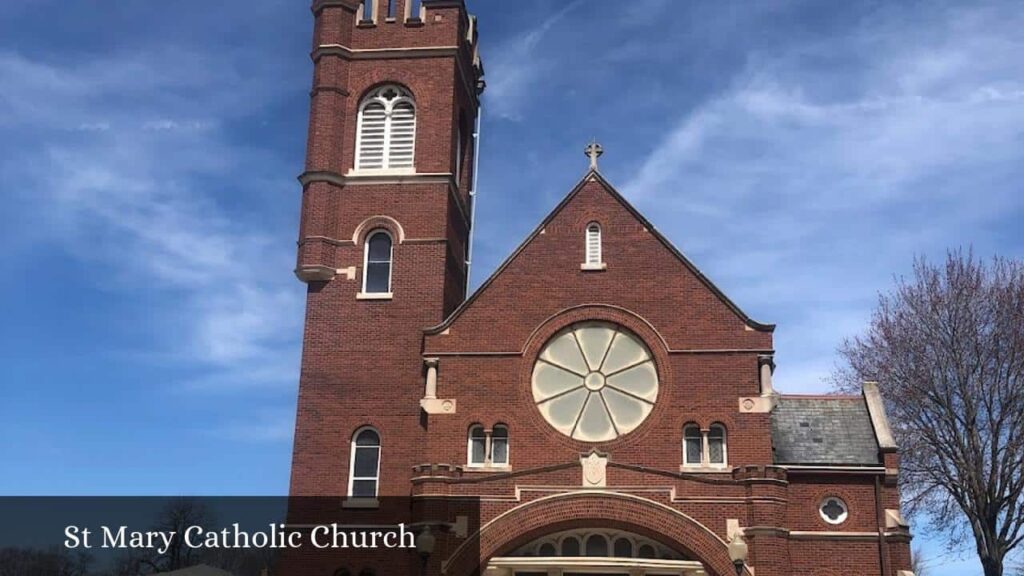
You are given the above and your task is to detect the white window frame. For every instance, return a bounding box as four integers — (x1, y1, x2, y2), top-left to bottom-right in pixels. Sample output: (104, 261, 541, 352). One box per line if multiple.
(359, 230, 393, 299)
(465, 424, 510, 469)
(682, 424, 728, 469)
(348, 426, 381, 499)
(581, 222, 606, 271)
(353, 85, 416, 174)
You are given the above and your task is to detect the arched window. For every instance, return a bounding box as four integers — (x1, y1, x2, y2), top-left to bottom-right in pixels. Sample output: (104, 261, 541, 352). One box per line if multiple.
(355, 85, 416, 171)
(613, 537, 633, 558)
(465, 424, 510, 467)
(585, 222, 602, 265)
(561, 537, 580, 557)
(637, 544, 656, 559)
(362, 230, 393, 294)
(683, 424, 703, 466)
(349, 427, 381, 498)
(491, 425, 509, 466)
(708, 423, 727, 465)
(467, 425, 486, 465)
(585, 535, 608, 557)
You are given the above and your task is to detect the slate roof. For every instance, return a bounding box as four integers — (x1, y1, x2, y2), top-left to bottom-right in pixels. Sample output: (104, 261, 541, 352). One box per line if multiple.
(771, 396, 882, 465)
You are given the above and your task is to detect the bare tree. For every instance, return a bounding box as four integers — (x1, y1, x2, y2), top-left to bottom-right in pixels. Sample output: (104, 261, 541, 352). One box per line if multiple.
(116, 498, 214, 575)
(835, 250, 1024, 576)
(911, 546, 928, 576)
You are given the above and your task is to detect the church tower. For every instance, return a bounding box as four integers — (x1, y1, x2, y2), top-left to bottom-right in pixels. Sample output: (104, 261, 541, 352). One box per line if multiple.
(290, 0, 484, 497)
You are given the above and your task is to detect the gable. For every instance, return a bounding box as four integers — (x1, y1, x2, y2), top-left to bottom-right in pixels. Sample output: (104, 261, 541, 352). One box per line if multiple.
(424, 170, 773, 354)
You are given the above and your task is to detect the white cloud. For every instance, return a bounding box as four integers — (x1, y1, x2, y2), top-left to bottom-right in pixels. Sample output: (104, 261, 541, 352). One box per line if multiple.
(623, 1, 1024, 393)
(0, 48, 304, 394)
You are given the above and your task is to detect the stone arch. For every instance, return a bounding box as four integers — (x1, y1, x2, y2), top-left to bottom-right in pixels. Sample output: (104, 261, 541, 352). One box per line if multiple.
(443, 491, 750, 576)
(352, 215, 406, 245)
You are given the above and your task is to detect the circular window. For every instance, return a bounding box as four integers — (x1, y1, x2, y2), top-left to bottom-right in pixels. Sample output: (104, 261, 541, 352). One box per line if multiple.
(531, 321, 658, 442)
(819, 497, 849, 525)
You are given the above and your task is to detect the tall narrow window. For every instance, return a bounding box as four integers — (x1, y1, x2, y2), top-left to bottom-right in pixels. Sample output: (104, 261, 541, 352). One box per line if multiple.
(585, 223, 602, 265)
(491, 425, 509, 465)
(683, 424, 703, 466)
(355, 85, 416, 171)
(708, 423, 727, 465)
(362, 231, 393, 294)
(360, 0, 375, 23)
(386, 0, 397, 19)
(407, 0, 423, 21)
(468, 425, 486, 465)
(349, 427, 380, 498)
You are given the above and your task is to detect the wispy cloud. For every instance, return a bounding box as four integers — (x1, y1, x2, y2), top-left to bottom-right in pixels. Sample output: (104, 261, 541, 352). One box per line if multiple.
(621, 2, 1024, 393)
(484, 0, 586, 120)
(0, 49, 304, 393)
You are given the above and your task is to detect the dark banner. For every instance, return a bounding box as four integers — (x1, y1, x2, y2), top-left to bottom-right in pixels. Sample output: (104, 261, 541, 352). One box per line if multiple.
(0, 497, 481, 576)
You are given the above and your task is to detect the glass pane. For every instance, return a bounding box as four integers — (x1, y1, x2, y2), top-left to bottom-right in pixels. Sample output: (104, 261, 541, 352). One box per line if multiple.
(351, 479, 376, 498)
(367, 234, 391, 261)
(573, 393, 615, 442)
(538, 543, 557, 556)
(538, 388, 588, 435)
(539, 330, 589, 375)
(356, 429, 380, 446)
(574, 323, 614, 370)
(685, 437, 702, 464)
(600, 330, 649, 374)
(605, 361, 658, 401)
(491, 437, 508, 465)
(585, 535, 608, 557)
(470, 436, 486, 464)
(561, 537, 580, 556)
(709, 438, 724, 464)
(613, 538, 633, 558)
(638, 544, 656, 559)
(353, 447, 379, 477)
(365, 262, 391, 293)
(532, 362, 584, 402)
(603, 387, 653, 433)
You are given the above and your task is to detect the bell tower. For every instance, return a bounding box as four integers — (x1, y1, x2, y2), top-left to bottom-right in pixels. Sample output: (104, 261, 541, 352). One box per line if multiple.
(289, 0, 484, 496)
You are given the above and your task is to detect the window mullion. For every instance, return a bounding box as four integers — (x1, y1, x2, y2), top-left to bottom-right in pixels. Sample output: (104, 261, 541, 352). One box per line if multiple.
(382, 101, 393, 169)
(702, 431, 710, 466)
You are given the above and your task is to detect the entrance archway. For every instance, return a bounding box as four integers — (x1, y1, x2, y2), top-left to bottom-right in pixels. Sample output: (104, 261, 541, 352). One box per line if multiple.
(442, 492, 747, 576)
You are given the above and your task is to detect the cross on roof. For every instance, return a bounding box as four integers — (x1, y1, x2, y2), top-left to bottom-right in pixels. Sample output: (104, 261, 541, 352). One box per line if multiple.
(585, 141, 604, 171)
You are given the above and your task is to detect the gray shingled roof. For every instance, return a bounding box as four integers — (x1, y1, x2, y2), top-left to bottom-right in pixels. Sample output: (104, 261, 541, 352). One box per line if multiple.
(771, 396, 881, 465)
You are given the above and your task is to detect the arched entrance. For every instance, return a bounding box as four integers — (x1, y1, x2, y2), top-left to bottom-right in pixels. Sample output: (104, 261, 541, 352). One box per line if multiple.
(442, 492, 746, 576)
(485, 527, 707, 575)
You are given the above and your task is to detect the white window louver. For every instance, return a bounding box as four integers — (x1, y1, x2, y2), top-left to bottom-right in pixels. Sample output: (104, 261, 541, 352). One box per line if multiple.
(356, 86, 416, 171)
(586, 223, 602, 264)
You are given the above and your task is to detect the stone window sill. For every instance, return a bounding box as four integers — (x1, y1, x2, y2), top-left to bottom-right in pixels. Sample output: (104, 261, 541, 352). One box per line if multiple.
(463, 465, 511, 473)
(679, 464, 731, 473)
(342, 497, 379, 509)
(580, 262, 607, 271)
(357, 292, 393, 300)
(347, 168, 416, 177)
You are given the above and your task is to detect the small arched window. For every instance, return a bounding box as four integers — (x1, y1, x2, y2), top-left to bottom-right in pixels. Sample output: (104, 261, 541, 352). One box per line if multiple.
(467, 425, 486, 465)
(585, 535, 608, 557)
(585, 223, 602, 265)
(708, 423, 727, 465)
(362, 230, 393, 295)
(491, 425, 509, 466)
(465, 424, 509, 467)
(349, 427, 381, 498)
(613, 538, 633, 558)
(561, 537, 580, 557)
(683, 424, 703, 466)
(356, 85, 416, 171)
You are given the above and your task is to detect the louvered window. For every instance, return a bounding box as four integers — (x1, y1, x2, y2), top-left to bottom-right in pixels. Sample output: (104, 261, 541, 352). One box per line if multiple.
(585, 223, 602, 264)
(355, 85, 416, 171)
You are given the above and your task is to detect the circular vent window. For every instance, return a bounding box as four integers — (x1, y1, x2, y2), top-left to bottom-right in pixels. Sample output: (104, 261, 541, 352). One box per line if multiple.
(531, 321, 658, 442)
(819, 497, 849, 525)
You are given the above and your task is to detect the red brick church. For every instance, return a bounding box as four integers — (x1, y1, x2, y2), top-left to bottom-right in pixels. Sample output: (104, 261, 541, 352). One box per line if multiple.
(287, 1, 915, 575)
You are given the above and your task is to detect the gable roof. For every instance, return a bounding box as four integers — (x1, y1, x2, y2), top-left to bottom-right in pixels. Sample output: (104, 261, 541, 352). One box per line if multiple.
(427, 169, 775, 334)
(770, 396, 882, 466)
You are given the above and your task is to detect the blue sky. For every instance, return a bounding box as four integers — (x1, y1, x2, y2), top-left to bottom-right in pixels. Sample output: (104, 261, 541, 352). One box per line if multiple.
(1, 0, 1022, 573)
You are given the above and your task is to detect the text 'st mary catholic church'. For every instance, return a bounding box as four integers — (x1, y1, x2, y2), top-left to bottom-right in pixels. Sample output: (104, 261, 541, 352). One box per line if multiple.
(285, 1, 915, 575)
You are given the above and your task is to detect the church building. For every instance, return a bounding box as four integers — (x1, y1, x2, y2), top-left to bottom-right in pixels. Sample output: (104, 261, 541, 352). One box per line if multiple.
(287, 1, 915, 575)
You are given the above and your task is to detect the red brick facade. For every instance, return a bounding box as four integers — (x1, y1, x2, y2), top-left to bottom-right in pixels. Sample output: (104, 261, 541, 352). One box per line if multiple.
(288, 2, 914, 575)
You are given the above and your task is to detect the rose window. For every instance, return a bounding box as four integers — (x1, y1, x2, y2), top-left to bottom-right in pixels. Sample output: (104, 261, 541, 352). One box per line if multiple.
(531, 321, 658, 442)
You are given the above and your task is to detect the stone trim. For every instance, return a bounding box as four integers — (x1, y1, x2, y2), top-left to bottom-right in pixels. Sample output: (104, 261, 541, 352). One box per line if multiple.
(863, 381, 898, 451)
